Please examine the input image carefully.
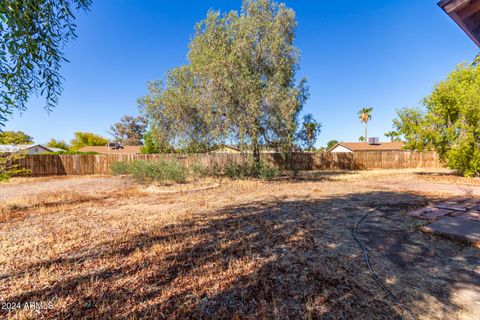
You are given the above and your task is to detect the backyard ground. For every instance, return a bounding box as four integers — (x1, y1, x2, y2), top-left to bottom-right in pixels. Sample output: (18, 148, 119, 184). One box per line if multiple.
(0, 169, 479, 319)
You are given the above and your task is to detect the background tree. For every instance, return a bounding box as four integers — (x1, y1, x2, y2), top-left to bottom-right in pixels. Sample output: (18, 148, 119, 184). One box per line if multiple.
(109, 115, 147, 146)
(393, 107, 429, 150)
(0, 131, 33, 144)
(138, 81, 177, 153)
(326, 140, 338, 150)
(46, 138, 70, 151)
(384, 130, 401, 142)
(358, 107, 373, 141)
(393, 60, 480, 177)
(140, 130, 174, 154)
(297, 114, 321, 151)
(358, 136, 365, 142)
(0, 0, 91, 126)
(70, 132, 108, 150)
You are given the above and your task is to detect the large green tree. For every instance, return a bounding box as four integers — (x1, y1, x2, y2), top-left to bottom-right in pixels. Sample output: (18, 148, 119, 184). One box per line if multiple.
(0, 130, 33, 144)
(189, 0, 308, 164)
(0, 0, 91, 126)
(393, 61, 480, 177)
(142, 0, 308, 167)
(70, 132, 108, 150)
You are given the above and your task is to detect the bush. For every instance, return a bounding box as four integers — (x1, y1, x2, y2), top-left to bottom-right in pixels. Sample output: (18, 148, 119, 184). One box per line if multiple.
(0, 153, 30, 182)
(224, 161, 279, 180)
(111, 159, 187, 183)
(111, 158, 279, 184)
(44, 151, 98, 155)
(189, 163, 212, 179)
(445, 139, 480, 177)
(258, 163, 279, 180)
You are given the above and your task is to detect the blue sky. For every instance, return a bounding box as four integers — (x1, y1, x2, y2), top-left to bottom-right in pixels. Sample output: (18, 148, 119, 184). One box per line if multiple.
(4, 0, 479, 147)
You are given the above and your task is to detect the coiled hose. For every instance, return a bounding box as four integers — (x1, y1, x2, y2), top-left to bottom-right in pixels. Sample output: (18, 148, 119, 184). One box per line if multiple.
(351, 207, 417, 320)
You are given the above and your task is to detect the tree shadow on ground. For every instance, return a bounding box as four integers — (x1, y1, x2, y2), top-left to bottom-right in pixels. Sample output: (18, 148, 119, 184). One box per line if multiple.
(2, 191, 478, 319)
(274, 170, 356, 183)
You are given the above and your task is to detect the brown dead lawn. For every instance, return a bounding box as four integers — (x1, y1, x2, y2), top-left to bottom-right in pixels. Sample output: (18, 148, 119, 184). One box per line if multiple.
(0, 170, 478, 319)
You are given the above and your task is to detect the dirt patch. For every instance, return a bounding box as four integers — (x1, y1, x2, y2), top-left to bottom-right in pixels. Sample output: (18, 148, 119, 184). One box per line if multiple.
(0, 170, 478, 319)
(0, 176, 133, 202)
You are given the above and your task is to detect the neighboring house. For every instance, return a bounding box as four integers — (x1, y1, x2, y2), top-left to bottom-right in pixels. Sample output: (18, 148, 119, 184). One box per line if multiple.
(211, 145, 286, 154)
(78, 144, 141, 154)
(438, 0, 480, 47)
(212, 145, 241, 153)
(328, 141, 404, 153)
(0, 144, 65, 154)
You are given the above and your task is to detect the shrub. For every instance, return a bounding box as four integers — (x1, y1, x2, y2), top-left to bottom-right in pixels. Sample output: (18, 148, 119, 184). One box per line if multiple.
(189, 163, 211, 179)
(258, 163, 279, 180)
(0, 153, 30, 182)
(111, 159, 187, 183)
(111, 158, 279, 183)
(224, 161, 279, 180)
(44, 151, 98, 155)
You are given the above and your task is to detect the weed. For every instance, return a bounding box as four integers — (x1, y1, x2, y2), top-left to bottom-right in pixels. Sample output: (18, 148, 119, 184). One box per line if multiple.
(111, 159, 187, 183)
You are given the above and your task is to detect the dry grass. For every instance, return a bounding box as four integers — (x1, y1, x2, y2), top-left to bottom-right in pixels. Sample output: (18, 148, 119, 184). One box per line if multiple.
(415, 172, 480, 186)
(0, 171, 478, 319)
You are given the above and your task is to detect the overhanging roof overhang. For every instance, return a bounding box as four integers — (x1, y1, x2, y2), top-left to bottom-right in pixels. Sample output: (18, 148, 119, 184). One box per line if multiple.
(438, 0, 480, 47)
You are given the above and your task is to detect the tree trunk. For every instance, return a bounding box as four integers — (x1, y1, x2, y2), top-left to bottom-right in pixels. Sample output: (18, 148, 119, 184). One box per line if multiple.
(365, 123, 368, 142)
(252, 135, 261, 176)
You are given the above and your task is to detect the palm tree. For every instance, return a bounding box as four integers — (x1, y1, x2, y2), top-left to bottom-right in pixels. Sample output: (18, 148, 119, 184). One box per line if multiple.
(358, 107, 373, 142)
(384, 130, 401, 142)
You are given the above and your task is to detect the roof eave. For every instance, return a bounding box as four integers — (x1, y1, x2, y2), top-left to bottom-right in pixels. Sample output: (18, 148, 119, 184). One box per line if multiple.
(438, 0, 480, 47)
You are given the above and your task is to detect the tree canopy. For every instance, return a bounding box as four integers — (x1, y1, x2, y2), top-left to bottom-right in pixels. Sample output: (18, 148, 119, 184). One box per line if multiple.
(70, 132, 108, 150)
(384, 131, 401, 142)
(109, 115, 147, 146)
(0, 130, 33, 144)
(46, 138, 70, 151)
(297, 114, 321, 151)
(326, 140, 338, 150)
(0, 0, 91, 126)
(141, 0, 308, 165)
(393, 60, 480, 177)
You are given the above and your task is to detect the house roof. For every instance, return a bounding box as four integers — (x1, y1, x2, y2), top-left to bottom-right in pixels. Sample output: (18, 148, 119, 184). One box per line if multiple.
(328, 142, 404, 152)
(438, 0, 480, 47)
(78, 146, 142, 154)
(0, 144, 62, 153)
(0, 144, 33, 153)
(215, 145, 241, 151)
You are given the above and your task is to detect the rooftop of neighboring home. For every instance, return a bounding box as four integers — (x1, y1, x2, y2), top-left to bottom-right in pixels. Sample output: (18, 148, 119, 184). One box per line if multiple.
(0, 144, 65, 153)
(78, 145, 142, 154)
(328, 141, 404, 153)
(0, 144, 34, 153)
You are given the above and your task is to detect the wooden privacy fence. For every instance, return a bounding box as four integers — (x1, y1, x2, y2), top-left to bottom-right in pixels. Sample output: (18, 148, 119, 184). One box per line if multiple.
(16, 151, 442, 176)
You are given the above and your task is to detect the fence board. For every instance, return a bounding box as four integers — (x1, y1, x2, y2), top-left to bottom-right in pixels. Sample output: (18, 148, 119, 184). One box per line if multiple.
(16, 151, 442, 176)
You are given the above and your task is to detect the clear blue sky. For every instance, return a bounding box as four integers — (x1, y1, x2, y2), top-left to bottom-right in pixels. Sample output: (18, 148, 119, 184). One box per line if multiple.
(4, 0, 479, 147)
